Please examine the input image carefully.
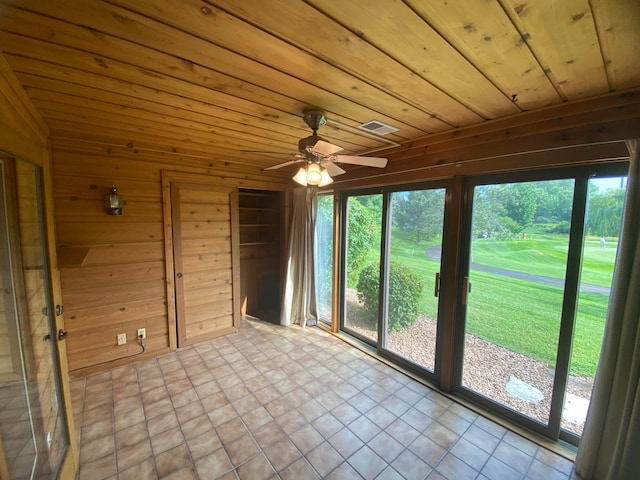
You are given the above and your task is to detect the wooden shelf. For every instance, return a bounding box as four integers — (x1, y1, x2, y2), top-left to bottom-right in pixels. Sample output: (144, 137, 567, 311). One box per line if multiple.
(238, 188, 282, 318)
(56, 246, 90, 267)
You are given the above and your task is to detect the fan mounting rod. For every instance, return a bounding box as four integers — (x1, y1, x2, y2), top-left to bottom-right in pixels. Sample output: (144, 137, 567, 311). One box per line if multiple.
(299, 110, 328, 154)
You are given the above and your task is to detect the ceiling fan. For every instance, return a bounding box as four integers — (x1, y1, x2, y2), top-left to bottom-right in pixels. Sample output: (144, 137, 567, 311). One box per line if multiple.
(263, 111, 388, 187)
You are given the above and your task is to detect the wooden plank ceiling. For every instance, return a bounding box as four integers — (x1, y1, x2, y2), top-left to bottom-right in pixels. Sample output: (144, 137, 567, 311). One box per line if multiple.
(0, 0, 638, 176)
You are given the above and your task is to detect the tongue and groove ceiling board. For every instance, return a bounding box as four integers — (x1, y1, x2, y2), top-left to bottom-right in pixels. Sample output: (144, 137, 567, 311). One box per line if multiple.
(0, 0, 638, 174)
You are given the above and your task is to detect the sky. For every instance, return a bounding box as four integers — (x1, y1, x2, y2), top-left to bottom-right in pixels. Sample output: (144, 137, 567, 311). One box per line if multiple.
(591, 176, 627, 192)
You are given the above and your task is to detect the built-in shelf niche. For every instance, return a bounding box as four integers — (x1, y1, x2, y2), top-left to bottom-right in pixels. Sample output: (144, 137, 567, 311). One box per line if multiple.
(238, 189, 282, 323)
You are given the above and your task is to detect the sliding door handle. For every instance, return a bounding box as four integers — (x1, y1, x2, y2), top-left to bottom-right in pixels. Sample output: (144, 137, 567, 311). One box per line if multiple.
(462, 276, 471, 305)
(434, 272, 440, 297)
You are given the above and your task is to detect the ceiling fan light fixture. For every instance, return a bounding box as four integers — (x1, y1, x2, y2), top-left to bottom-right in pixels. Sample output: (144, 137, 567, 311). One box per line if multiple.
(292, 163, 333, 187)
(293, 167, 308, 186)
(305, 162, 323, 185)
(318, 169, 333, 187)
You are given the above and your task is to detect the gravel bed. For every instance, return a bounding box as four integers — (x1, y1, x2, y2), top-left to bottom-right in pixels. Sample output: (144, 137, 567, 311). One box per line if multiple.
(344, 288, 593, 435)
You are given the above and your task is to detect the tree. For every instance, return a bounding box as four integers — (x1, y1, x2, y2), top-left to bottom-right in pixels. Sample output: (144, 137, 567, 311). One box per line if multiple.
(491, 183, 537, 232)
(346, 196, 379, 286)
(315, 195, 334, 302)
(472, 183, 538, 238)
(392, 189, 445, 242)
(471, 186, 507, 238)
(533, 179, 574, 223)
(586, 188, 625, 237)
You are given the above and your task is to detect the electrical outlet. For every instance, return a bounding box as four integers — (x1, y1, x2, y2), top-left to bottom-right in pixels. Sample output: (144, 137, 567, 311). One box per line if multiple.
(117, 333, 126, 345)
(137, 328, 146, 340)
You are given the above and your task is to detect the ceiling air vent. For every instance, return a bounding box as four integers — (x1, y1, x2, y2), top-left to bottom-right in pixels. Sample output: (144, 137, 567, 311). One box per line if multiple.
(358, 120, 399, 136)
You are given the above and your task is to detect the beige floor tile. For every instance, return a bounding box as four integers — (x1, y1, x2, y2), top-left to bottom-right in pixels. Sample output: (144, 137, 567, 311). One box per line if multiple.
(225, 433, 260, 466)
(141, 385, 170, 405)
(143, 397, 174, 419)
(81, 418, 114, 445)
(79, 452, 116, 480)
(236, 453, 275, 480)
(449, 437, 491, 471)
(79, 435, 115, 465)
(73, 319, 576, 480)
(150, 426, 185, 456)
(147, 410, 179, 437)
(154, 444, 191, 478)
(116, 457, 157, 480)
(252, 420, 286, 449)
(115, 405, 145, 432)
(216, 417, 248, 444)
(305, 440, 343, 477)
(116, 439, 152, 472)
(279, 457, 320, 480)
(115, 422, 148, 449)
(328, 427, 363, 459)
(436, 452, 478, 480)
(186, 431, 223, 460)
(408, 434, 447, 468)
(265, 438, 302, 472)
(391, 449, 432, 479)
(181, 414, 214, 440)
(347, 445, 387, 480)
(493, 441, 534, 474)
(194, 448, 234, 478)
(289, 424, 324, 454)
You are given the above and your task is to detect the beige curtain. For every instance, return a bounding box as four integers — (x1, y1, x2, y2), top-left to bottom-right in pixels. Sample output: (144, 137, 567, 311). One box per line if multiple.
(575, 139, 640, 479)
(280, 186, 318, 327)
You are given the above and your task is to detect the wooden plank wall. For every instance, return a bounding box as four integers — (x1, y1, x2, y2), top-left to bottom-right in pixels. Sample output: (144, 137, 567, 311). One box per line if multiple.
(51, 138, 289, 374)
(0, 166, 19, 378)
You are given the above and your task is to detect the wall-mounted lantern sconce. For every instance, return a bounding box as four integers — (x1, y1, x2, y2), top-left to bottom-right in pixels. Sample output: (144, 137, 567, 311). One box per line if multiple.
(105, 186, 125, 215)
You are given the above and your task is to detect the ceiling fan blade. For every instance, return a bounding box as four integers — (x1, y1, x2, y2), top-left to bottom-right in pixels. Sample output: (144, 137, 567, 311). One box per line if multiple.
(240, 150, 298, 157)
(263, 159, 303, 170)
(312, 140, 344, 156)
(324, 161, 346, 176)
(335, 155, 388, 168)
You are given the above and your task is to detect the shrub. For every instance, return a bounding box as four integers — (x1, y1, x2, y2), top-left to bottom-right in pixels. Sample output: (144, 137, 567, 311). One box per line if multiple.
(552, 220, 571, 234)
(356, 262, 424, 332)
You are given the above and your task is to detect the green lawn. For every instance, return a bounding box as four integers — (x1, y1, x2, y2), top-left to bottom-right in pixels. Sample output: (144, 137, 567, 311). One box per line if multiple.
(470, 235, 617, 287)
(379, 229, 613, 377)
(466, 271, 607, 376)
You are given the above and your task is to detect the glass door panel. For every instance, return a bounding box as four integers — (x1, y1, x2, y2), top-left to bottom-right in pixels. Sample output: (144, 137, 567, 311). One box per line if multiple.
(0, 157, 69, 478)
(343, 194, 383, 343)
(315, 194, 334, 324)
(561, 176, 627, 436)
(461, 179, 575, 427)
(383, 188, 446, 372)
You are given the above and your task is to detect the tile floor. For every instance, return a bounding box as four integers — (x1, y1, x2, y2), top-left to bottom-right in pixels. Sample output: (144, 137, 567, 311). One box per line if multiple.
(70, 318, 582, 480)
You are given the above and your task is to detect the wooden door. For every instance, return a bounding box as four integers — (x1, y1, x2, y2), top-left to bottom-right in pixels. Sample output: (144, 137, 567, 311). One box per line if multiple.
(170, 182, 240, 346)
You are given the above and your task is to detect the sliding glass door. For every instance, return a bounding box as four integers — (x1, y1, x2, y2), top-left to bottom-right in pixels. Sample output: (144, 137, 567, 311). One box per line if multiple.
(456, 166, 628, 441)
(0, 155, 72, 478)
(342, 193, 383, 344)
(315, 194, 334, 325)
(382, 189, 446, 372)
(459, 178, 575, 430)
(340, 184, 448, 377)
(561, 175, 627, 440)
(334, 164, 627, 443)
